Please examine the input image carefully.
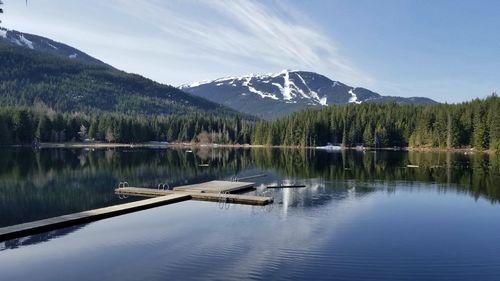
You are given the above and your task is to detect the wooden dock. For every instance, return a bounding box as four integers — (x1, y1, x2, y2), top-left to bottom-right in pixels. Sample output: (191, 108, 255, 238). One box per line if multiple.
(0, 180, 274, 242)
(116, 180, 272, 205)
(0, 194, 190, 242)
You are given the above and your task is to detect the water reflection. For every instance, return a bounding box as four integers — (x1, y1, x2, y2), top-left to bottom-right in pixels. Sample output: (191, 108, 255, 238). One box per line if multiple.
(6, 183, 493, 281)
(0, 147, 499, 228)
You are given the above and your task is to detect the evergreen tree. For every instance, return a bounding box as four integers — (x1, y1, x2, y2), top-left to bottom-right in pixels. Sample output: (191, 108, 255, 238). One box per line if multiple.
(473, 108, 488, 149)
(12, 110, 34, 143)
(363, 125, 374, 147)
(489, 101, 500, 151)
(36, 116, 52, 142)
(88, 119, 98, 140)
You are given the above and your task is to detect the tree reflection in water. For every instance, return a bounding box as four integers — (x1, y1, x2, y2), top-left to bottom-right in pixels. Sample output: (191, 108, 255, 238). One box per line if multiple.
(0, 147, 498, 229)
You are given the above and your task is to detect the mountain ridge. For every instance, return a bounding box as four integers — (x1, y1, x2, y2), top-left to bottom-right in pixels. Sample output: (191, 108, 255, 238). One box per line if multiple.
(180, 69, 437, 119)
(0, 28, 247, 119)
(0, 27, 109, 67)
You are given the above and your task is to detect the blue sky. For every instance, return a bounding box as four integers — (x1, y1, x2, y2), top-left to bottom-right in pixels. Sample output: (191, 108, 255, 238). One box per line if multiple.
(2, 0, 499, 102)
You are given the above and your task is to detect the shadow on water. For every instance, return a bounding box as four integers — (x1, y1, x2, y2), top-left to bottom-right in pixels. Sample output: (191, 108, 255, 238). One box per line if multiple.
(0, 224, 86, 251)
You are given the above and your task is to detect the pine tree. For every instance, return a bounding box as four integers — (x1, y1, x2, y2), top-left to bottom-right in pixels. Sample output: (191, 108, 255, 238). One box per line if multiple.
(12, 110, 34, 143)
(446, 112, 460, 149)
(473, 108, 488, 149)
(489, 101, 500, 151)
(88, 119, 98, 140)
(375, 125, 389, 147)
(363, 125, 374, 147)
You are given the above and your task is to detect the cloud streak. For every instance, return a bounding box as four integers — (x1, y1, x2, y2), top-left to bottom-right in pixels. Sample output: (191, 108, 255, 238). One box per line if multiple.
(4, 0, 374, 87)
(106, 0, 374, 86)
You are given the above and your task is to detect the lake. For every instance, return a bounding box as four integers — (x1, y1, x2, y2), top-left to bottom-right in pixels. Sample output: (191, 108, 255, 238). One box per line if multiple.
(0, 147, 499, 280)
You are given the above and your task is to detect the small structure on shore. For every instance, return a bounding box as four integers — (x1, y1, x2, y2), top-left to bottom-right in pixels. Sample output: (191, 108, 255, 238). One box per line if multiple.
(316, 143, 342, 150)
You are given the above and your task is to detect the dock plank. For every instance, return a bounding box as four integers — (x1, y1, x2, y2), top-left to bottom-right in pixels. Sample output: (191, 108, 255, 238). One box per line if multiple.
(0, 194, 190, 242)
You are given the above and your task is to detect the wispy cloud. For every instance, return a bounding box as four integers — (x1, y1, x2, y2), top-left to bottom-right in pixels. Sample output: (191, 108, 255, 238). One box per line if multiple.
(105, 0, 374, 86)
(5, 0, 374, 87)
(5, 0, 496, 100)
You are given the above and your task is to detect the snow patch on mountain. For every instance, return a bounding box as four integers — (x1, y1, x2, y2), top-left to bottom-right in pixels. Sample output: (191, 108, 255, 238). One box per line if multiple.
(348, 89, 362, 104)
(182, 80, 211, 88)
(318, 96, 328, 106)
(0, 29, 6, 39)
(296, 72, 328, 105)
(242, 76, 252, 87)
(18, 35, 34, 49)
(47, 42, 58, 50)
(282, 70, 293, 100)
(248, 85, 279, 100)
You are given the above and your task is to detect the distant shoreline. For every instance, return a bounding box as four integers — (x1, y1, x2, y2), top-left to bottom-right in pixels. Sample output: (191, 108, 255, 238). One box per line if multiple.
(3, 142, 490, 154)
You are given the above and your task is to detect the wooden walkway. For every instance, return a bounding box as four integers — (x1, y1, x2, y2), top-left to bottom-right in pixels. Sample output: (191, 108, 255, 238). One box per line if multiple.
(0, 180, 274, 242)
(0, 194, 190, 242)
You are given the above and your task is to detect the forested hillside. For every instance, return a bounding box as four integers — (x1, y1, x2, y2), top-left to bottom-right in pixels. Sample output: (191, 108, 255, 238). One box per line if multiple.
(0, 107, 254, 145)
(0, 43, 242, 117)
(1, 96, 498, 152)
(252, 95, 500, 151)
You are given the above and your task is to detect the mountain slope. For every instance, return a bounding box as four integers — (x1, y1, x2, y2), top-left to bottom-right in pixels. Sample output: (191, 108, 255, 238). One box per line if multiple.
(0, 30, 244, 118)
(0, 27, 108, 67)
(180, 70, 437, 119)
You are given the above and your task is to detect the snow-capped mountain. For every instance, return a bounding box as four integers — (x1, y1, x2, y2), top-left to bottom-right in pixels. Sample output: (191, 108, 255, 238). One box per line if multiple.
(0, 27, 108, 66)
(180, 70, 437, 119)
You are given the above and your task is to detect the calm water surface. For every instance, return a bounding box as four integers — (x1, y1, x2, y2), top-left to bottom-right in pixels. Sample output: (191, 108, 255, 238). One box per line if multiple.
(0, 147, 499, 280)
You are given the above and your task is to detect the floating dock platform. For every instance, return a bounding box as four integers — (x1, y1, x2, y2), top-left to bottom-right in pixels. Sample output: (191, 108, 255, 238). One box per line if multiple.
(172, 180, 254, 193)
(115, 180, 272, 205)
(115, 187, 272, 205)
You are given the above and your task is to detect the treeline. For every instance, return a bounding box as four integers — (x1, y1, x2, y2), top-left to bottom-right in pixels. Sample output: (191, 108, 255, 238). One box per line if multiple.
(252, 95, 500, 150)
(1, 95, 499, 151)
(0, 106, 254, 145)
